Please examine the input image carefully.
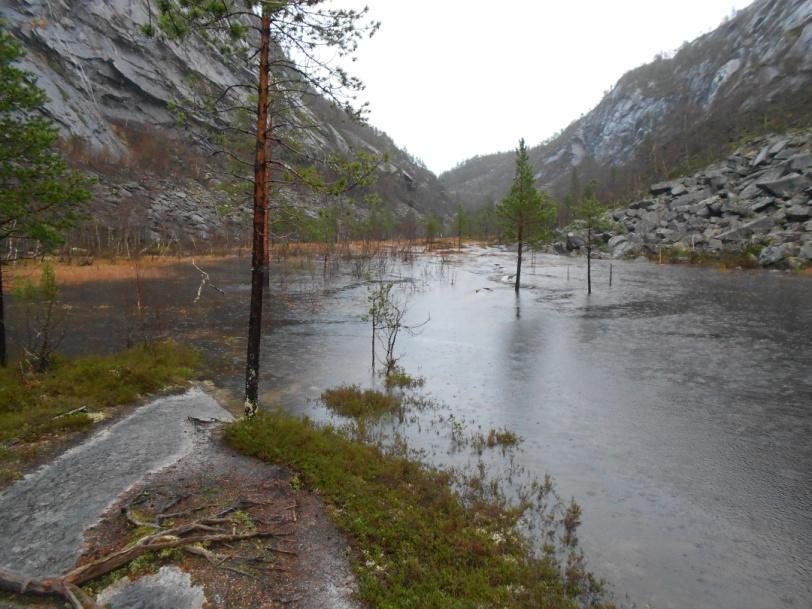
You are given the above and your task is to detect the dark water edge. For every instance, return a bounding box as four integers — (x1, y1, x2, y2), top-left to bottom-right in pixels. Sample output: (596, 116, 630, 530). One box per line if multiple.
(5, 247, 811, 609)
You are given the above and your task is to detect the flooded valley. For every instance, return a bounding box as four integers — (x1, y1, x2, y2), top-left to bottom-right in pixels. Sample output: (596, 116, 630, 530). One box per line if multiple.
(6, 246, 810, 609)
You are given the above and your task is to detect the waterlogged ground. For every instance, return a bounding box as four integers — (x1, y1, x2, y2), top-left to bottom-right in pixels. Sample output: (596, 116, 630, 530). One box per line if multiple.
(5, 246, 811, 609)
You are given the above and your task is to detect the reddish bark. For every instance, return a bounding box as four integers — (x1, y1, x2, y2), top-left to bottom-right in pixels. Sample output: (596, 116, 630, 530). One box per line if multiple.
(244, 9, 272, 414)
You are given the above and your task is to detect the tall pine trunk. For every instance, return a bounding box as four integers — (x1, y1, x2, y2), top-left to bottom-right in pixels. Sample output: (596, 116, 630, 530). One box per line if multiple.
(263, 223, 270, 289)
(263, 129, 271, 290)
(515, 221, 523, 294)
(244, 10, 271, 415)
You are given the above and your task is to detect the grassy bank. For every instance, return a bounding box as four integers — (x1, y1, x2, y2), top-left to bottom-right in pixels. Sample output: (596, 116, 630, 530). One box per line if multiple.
(638, 244, 763, 269)
(226, 412, 614, 609)
(0, 341, 198, 484)
(637, 244, 811, 271)
(2, 239, 480, 288)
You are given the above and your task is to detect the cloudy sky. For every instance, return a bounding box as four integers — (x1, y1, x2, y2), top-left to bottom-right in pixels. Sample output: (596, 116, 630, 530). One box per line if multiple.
(329, 0, 755, 174)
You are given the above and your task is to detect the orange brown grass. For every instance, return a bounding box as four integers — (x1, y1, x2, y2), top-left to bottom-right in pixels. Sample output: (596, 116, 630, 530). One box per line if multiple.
(4, 254, 238, 288)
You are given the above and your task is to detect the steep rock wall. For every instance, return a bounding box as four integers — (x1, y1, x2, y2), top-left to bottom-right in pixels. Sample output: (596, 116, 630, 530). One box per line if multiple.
(1, 0, 451, 245)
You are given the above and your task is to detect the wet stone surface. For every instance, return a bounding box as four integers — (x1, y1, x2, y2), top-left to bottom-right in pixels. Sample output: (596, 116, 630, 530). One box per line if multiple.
(0, 388, 232, 578)
(97, 566, 206, 609)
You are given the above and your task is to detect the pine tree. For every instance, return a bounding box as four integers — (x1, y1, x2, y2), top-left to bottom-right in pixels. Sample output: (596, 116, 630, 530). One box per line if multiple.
(0, 22, 92, 366)
(471, 200, 498, 240)
(497, 139, 556, 293)
(147, 1, 379, 415)
(453, 204, 469, 250)
(424, 215, 442, 249)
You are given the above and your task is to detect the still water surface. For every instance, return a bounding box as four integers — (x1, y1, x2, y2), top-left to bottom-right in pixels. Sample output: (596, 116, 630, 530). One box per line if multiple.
(10, 247, 811, 609)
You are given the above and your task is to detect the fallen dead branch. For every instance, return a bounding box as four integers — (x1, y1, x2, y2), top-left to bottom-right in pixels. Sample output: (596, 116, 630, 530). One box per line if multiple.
(187, 415, 226, 425)
(0, 569, 104, 609)
(65, 527, 283, 585)
(121, 505, 160, 529)
(0, 506, 288, 609)
(52, 406, 88, 419)
(154, 493, 189, 518)
(192, 259, 225, 303)
(158, 502, 216, 523)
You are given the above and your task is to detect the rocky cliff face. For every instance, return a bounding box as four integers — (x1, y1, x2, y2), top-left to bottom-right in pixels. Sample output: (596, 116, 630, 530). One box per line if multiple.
(1, 0, 451, 245)
(441, 0, 812, 209)
(552, 130, 812, 268)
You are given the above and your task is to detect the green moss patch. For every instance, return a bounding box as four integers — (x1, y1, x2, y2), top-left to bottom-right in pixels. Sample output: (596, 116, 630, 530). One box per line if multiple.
(0, 341, 198, 481)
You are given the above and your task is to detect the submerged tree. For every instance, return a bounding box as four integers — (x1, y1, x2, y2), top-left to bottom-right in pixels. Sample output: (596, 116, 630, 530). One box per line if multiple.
(424, 214, 442, 249)
(453, 204, 469, 251)
(148, 1, 379, 415)
(365, 281, 427, 377)
(0, 23, 92, 367)
(574, 186, 608, 295)
(497, 139, 556, 293)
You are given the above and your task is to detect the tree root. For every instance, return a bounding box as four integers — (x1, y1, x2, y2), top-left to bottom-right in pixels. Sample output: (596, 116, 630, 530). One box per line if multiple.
(0, 569, 104, 609)
(0, 510, 287, 609)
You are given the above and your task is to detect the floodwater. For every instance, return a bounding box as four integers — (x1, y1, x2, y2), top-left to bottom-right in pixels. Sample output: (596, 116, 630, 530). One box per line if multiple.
(6, 246, 811, 609)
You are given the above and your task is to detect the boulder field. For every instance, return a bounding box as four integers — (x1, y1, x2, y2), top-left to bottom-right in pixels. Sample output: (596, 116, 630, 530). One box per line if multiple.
(553, 131, 812, 268)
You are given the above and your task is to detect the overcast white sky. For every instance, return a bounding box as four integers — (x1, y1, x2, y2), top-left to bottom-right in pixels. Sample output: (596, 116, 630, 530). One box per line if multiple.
(328, 0, 755, 174)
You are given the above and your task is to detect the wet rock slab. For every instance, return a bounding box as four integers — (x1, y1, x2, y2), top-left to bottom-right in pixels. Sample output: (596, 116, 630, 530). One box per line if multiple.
(0, 388, 232, 578)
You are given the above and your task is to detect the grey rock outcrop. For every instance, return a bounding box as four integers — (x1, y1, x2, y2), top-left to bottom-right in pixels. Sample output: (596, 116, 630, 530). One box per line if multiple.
(1, 0, 452, 243)
(552, 131, 812, 268)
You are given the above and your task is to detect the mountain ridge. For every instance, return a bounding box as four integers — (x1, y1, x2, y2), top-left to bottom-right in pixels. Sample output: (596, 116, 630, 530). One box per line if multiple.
(441, 0, 812, 212)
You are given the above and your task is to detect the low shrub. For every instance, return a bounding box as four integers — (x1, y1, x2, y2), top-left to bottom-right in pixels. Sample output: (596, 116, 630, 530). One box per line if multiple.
(383, 367, 425, 390)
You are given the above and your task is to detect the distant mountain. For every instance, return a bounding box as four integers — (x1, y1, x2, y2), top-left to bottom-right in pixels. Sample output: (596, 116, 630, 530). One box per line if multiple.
(0, 0, 451, 245)
(440, 0, 812, 213)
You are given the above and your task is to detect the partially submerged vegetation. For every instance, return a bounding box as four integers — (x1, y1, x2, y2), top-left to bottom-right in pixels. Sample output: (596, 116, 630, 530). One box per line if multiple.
(640, 243, 765, 270)
(473, 427, 522, 453)
(383, 366, 425, 389)
(4, 255, 228, 286)
(226, 412, 614, 609)
(0, 341, 198, 484)
(321, 385, 400, 418)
